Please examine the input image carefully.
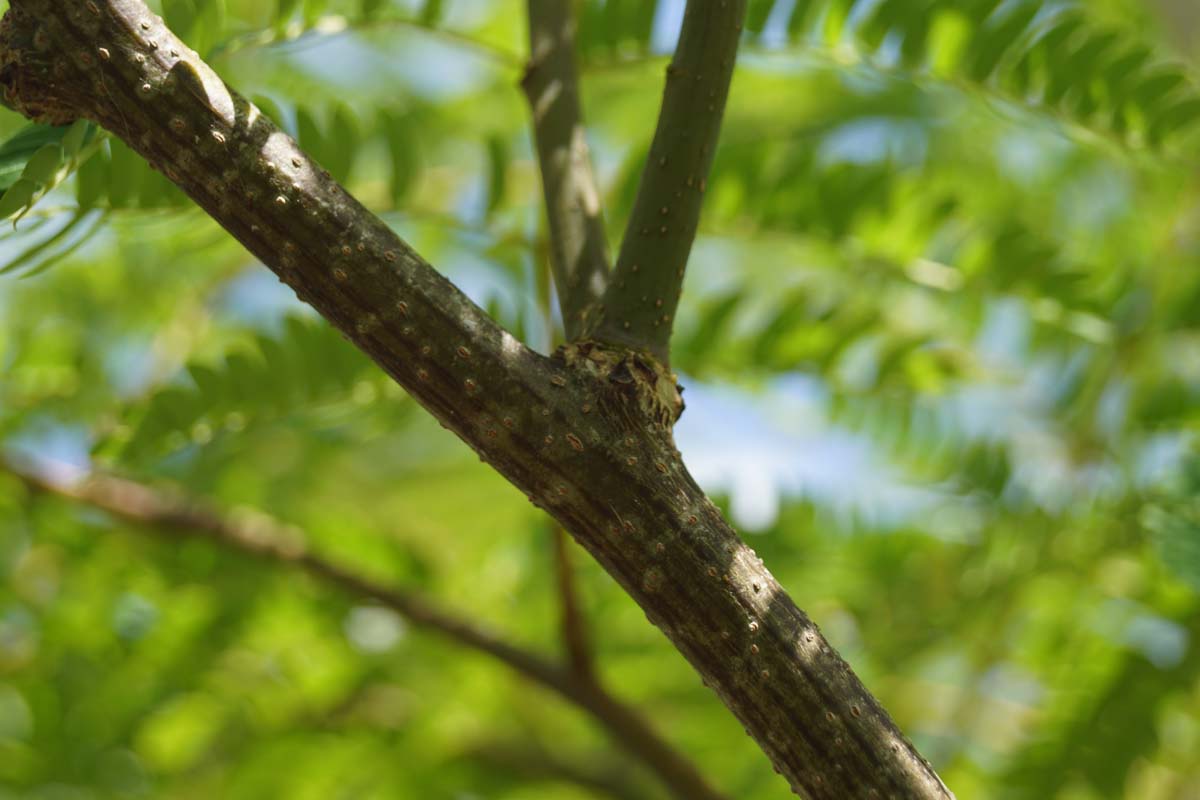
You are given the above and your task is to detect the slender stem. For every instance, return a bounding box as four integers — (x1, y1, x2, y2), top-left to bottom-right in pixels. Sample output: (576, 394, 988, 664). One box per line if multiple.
(522, 0, 611, 340)
(553, 525, 595, 682)
(592, 1, 748, 364)
(4, 456, 726, 800)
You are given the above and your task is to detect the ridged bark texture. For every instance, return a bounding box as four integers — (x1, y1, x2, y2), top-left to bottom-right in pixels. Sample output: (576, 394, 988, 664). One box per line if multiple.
(0, 3, 954, 797)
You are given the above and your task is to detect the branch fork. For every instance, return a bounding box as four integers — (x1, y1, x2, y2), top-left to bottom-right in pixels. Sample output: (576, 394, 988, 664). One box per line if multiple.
(559, 340, 684, 429)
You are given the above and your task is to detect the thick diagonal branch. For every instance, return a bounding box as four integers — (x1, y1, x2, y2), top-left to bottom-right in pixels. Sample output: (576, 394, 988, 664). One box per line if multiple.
(522, 0, 611, 339)
(0, 3, 952, 796)
(592, 1, 747, 363)
(4, 457, 725, 800)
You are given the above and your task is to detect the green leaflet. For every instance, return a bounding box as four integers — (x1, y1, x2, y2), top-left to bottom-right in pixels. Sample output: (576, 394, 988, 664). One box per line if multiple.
(0, 124, 72, 193)
(109, 316, 396, 464)
(484, 134, 509, 216)
(419, 0, 443, 26)
(574, 0, 1200, 149)
(0, 121, 98, 223)
(275, 0, 301, 33)
(380, 109, 422, 206)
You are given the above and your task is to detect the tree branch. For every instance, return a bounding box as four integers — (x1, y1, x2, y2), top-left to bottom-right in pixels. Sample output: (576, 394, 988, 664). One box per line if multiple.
(591, 1, 747, 363)
(0, 3, 953, 796)
(464, 739, 651, 800)
(552, 525, 595, 682)
(3, 456, 726, 800)
(522, 0, 611, 339)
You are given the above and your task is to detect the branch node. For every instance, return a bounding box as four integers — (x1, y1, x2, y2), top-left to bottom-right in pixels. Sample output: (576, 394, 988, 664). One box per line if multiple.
(560, 340, 684, 429)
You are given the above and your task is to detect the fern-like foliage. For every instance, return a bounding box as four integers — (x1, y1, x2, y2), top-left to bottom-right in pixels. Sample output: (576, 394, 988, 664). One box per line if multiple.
(102, 315, 407, 464)
(579, 0, 1200, 149)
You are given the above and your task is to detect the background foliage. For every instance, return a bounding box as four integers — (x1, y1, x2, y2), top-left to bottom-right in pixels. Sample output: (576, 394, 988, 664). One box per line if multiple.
(2, 0, 1200, 797)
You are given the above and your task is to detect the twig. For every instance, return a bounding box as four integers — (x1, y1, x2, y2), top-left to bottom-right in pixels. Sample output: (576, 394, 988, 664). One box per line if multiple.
(552, 525, 594, 682)
(591, 1, 749, 364)
(522, 0, 612, 340)
(464, 739, 650, 800)
(3, 456, 729, 800)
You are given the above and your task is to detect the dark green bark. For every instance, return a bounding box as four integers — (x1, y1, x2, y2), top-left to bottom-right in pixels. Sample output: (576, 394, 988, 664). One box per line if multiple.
(0, 2, 954, 797)
(591, 0, 746, 364)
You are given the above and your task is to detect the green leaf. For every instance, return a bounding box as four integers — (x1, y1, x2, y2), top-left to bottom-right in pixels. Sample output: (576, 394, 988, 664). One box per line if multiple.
(1151, 97, 1200, 141)
(75, 147, 109, 209)
(746, 0, 775, 37)
(192, 0, 228, 56)
(1133, 69, 1188, 114)
(251, 95, 286, 129)
(275, 0, 301, 32)
(676, 290, 744, 368)
(61, 120, 91, 159)
(105, 139, 144, 209)
(754, 0, 1200, 151)
(787, 0, 818, 38)
(360, 0, 386, 20)
(15, 211, 105, 279)
(21, 144, 64, 187)
(967, 0, 1039, 82)
(295, 107, 324, 158)
(163, 0, 198, 41)
(0, 124, 70, 192)
(754, 294, 816, 367)
(420, 0, 443, 26)
(381, 111, 421, 205)
(485, 134, 508, 215)
(303, 0, 329, 27)
(0, 211, 88, 275)
(187, 364, 227, 405)
(0, 178, 38, 221)
(325, 105, 358, 184)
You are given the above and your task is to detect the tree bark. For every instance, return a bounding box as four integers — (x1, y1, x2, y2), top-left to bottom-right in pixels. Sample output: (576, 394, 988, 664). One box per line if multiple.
(0, 2, 953, 797)
(522, 0, 611, 339)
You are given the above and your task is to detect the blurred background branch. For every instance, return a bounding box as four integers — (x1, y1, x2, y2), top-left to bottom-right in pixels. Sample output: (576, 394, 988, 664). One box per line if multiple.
(1, 456, 728, 800)
(552, 526, 595, 684)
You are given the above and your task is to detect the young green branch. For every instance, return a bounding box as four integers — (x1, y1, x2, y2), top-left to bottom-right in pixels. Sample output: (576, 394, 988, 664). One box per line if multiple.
(4, 456, 725, 800)
(0, 2, 953, 796)
(591, 1, 748, 363)
(522, 0, 611, 339)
